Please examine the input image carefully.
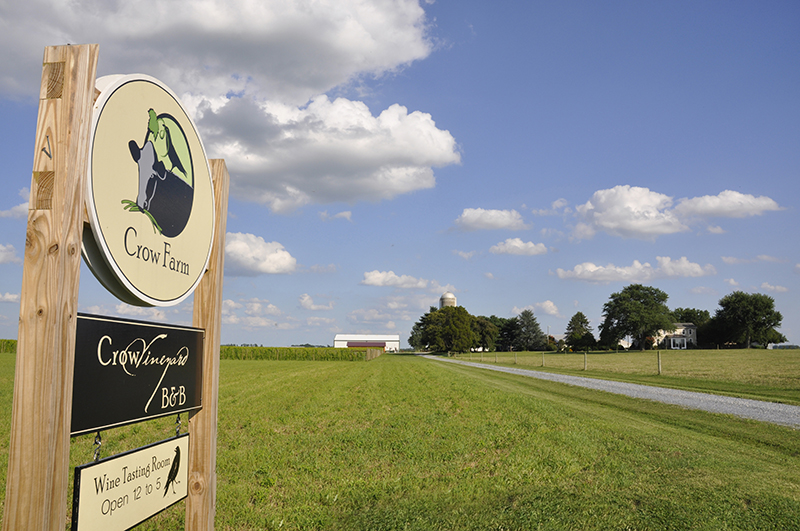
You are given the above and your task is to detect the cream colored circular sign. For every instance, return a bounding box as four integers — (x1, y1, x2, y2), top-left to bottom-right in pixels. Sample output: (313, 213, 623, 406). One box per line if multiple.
(83, 74, 214, 307)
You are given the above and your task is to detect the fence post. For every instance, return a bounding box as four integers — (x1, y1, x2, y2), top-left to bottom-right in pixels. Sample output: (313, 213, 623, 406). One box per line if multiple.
(584, 350, 588, 370)
(657, 350, 662, 375)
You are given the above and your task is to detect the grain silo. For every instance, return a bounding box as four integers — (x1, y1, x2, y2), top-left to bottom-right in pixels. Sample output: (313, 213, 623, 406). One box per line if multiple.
(439, 292, 457, 309)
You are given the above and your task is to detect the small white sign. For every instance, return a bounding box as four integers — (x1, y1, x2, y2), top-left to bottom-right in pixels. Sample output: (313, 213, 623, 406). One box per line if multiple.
(72, 434, 189, 531)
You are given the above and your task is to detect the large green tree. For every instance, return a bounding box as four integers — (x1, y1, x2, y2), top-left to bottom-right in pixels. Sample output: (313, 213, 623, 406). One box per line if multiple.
(599, 284, 675, 351)
(714, 291, 784, 347)
(439, 306, 476, 354)
(408, 306, 476, 354)
(564, 311, 596, 351)
(495, 316, 519, 352)
(472, 316, 499, 352)
(671, 307, 711, 327)
(408, 306, 439, 351)
(515, 309, 547, 351)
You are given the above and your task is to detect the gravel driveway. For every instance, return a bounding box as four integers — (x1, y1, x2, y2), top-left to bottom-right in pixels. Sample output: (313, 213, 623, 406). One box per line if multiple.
(421, 355, 800, 429)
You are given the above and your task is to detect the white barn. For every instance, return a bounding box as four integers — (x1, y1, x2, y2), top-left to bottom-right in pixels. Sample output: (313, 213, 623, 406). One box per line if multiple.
(333, 334, 400, 352)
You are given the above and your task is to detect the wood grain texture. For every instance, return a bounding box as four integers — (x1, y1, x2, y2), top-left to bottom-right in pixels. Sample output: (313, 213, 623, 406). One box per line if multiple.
(186, 159, 229, 530)
(2, 44, 98, 531)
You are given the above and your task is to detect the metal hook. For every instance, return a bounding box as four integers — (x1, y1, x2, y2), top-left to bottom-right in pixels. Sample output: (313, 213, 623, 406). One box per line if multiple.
(92, 431, 102, 462)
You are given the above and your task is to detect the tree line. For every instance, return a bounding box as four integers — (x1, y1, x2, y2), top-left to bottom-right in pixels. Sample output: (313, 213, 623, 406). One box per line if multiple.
(408, 306, 549, 354)
(408, 284, 785, 354)
(596, 284, 784, 350)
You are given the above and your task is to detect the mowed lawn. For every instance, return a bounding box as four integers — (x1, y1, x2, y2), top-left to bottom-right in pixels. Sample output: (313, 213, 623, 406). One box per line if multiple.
(0, 352, 798, 529)
(459, 348, 800, 406)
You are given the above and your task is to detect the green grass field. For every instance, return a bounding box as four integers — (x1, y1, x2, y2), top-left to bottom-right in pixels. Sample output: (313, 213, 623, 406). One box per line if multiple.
(457, 348, 800, 406)
(0, 352, 798, 529)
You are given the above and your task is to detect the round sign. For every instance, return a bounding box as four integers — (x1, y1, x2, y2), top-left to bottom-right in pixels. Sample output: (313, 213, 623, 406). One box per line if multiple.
(83, 74, 215, 307)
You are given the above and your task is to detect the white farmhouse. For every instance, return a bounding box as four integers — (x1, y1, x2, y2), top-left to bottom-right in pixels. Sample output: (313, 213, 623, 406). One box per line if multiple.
(656, 323, 697, 349)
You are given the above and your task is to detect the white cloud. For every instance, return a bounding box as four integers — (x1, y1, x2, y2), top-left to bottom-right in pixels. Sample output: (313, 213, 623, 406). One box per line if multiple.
(489, 238, 547, 256)
(222, 297, 295, 329)
(573, 186, 781, 241)
(114, 304, 166, 322)
(299, 293, 334, 311)
(308, 263, 337, 273)
(557, 261, 654, 283)
(0, 244, 21, 265)
(722, 255, 785, 265)
(485, 272, 494, 279)
(690, 286, 717, 295)
(348, 308, 394, 323)
(724, 278, 739, 286)
(454, 250, 475, 260)
(674, 190, 782, 218)
(574, 185, 688, 240)
(243, 298, 282, 317)
(222, 299, 243, 324)
(225, 232, 297, 276)
(757, 255, 785, 263)
(202, 96, 460, 213)
(0, 189, 29, 218)
(319, 210, 352, 222)
(1, 2, 459, 214)
(556, 256, 715, 284)
(239, 316, 278, 328)
(0, 293, 20, 303)
(537, 300, 562, 318)
(307, 316, 336, 327)
(455, 208, 529, 231)
(722, 256, 745, 265)
(655, 256, 717, 278)
(511, 302, 561, 318)
(540, 227, 565, 239)
(1, 0, 433, 104)
(429, 281, 456, 295)
(386, 298, 408, 310)
(361, 270, 428, 289)
(761, 282, 788, 293)
(0, 203, 28, 218)
(532, 198, 569, 216)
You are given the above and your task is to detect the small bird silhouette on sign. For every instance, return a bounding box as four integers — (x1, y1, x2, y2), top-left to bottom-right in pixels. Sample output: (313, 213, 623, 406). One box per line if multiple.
(163, 446, 181, 497)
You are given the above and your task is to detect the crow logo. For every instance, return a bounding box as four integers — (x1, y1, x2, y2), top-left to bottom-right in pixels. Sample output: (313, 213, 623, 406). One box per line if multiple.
(163, 445, 181, 497)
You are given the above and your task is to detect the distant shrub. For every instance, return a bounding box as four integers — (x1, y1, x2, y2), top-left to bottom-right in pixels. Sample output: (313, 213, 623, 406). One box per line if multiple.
(0, 339, 16, 354)
(220, 345, 381, 361)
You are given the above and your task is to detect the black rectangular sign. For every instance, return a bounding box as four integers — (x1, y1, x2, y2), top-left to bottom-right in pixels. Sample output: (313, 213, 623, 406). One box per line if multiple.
(71, 313, 204, 436)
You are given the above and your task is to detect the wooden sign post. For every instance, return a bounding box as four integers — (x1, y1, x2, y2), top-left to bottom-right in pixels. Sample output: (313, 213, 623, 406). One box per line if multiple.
(186, 159, 229, 529)
(2, 43, 98, 531)
(2, 44, 227, 531)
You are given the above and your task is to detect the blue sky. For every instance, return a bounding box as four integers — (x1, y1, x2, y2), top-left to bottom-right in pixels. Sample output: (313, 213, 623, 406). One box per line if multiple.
(0, 1, 798, 347)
